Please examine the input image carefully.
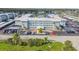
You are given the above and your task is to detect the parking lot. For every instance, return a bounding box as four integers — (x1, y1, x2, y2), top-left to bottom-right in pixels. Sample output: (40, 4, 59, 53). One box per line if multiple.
(0, 12, 79, 36)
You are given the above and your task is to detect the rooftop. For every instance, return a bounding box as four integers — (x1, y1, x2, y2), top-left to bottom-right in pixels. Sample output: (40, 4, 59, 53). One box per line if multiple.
(64, 15, 79, 21)
(15, 14, 67, 21)
(7, 25, 21, 30)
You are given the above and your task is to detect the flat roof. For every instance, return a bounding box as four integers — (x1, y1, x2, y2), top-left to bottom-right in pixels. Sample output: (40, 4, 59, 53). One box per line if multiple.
(7, 26, 20, 30)
(0, 22, 5, 25)
(0, 20, 14, 28)
(15, 14, 67, 21)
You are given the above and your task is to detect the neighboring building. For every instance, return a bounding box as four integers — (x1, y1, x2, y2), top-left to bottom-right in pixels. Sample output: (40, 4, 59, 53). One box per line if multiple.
(0, 14, 8, 22)
(0, 13, 17, 22)
(3, 25, 21, 34)
(15, 14, 67, 30)
(0, 13, 18, 30)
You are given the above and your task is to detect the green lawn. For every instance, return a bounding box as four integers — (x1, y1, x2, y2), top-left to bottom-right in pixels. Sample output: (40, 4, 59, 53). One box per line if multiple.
(0, 41, 64, 51)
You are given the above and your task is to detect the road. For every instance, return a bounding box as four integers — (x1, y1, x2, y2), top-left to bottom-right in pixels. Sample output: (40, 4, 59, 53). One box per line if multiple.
(0, 34, 79, 50)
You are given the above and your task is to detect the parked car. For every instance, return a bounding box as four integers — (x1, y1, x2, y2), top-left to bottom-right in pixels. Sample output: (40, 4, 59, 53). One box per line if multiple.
(45, 32, 50, 35)
(20, 31, 32, 35)
(76, 29, 79, 32)
(27, 31, 32, 35)
(66, 31, 75, 33)
(66, 28, 78, 34)
(31, 32, 36, 35)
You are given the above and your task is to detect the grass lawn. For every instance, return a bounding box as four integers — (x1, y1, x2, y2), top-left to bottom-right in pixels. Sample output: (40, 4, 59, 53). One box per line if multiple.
(0, 41, 64, 51)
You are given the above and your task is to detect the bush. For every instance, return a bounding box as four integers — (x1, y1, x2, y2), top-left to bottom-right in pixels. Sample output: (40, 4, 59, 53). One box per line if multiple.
(20, 41, 27, 46)
(35, 38, 42, 46)
(64, 40, 72, 47)
(7, 38, 13, 45)
(27, 38, 49, 47)
(37, 28, 43, 33)
(64, 45, 77, 51)
(44, 37, 49, 44)
(63, 40, 77, 51)
(12, 33, 21, 45)
(34, 38, 48, 46)
(27, 39, 34, 47)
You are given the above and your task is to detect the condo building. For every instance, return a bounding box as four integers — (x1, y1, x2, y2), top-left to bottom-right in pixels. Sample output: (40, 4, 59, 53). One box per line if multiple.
(15, 14, 67, 30)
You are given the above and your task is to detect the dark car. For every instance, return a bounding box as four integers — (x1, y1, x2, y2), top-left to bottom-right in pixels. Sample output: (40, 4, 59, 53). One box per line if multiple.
(45, 32, 50, 35)
(64, 26, 78, 34)
(66, 31, 75, 33)
(76, 29, 79, 32)
(27, 31, 32, 35)
(66, 28, 77, 33)
(20, 31, 32, 35)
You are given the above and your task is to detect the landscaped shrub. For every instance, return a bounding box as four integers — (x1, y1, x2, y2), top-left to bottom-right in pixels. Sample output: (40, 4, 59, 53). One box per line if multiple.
(26, 37, 49, 47)
(64, 40, 72, 47)
(63, 40, 77, 51)
(27, 39, 34, 47)
(7, 38, 13, 45)
(5, 33, 77, 51)
(35, 38, 42, 46)
(20, 41, 27, 46)
(12, 33, 21, 45)
(0, 38, 77, 51)
(43, 37, 49, 44)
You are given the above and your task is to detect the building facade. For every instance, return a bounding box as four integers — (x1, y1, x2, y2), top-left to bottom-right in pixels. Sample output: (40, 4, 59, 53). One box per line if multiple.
(0, 13, 17, 22)
(15, 14, 67, 30)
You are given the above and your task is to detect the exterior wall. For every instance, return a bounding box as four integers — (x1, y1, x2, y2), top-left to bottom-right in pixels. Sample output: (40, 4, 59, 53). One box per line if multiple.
(15, 19, 67, 30)
(28, 20, 66, 30)
(22, 21, 29, 29)
(15, 20, 22, 26)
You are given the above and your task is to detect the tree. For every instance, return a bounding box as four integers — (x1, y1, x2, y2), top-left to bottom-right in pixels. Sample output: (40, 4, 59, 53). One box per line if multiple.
(44, 37, 48, 44)
(64, 40, 72, 47)
(12, 33, 21, 45)
(64, 40, 77, 51)
(37, 28, 43, 33)
(28, 39, 33, 47)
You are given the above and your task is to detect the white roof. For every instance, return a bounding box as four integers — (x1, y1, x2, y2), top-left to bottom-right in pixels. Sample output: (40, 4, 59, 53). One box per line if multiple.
(64, 15, 79, 21)
(64, 15, 79, 19)
(47, 14, 55, 17)
(7, 26, 20, 29)
(0, 22, 5, 25)
(15, 14, 67, 21)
